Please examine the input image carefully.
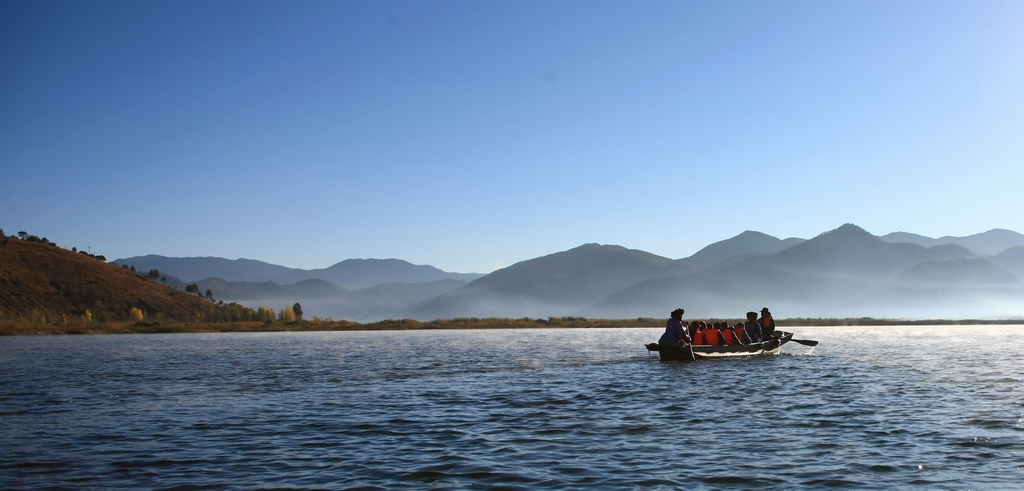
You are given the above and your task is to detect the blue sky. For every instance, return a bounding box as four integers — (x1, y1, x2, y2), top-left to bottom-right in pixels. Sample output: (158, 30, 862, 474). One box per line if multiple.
(3, 0, 1023, 273)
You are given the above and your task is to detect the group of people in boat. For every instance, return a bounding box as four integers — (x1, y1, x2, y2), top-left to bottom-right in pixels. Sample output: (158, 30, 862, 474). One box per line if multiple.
(659, 307, 777, 348)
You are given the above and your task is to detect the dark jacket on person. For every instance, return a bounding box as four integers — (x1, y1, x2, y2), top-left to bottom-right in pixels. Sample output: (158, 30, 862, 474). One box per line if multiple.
(660, 318, 691, 346)
(744, 321, 762, 343)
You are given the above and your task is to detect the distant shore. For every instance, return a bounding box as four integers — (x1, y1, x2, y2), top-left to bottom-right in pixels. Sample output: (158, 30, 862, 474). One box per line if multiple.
(2, 317, 1022, 335)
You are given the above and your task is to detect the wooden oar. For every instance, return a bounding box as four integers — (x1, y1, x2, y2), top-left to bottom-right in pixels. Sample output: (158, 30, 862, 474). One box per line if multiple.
(789, 338, 819, 347)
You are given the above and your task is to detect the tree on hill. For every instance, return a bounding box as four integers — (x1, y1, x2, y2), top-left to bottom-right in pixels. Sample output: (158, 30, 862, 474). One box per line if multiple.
(281, 304, 296, 322)
(129, 307, 144, 322)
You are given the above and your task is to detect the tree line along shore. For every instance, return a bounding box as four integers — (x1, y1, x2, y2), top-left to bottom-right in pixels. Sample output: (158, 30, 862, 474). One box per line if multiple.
(2, 316, 1022, 336)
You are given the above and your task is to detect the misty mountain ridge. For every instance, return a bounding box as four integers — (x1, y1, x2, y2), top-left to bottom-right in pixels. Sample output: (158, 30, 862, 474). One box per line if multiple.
(269, 258, 482, 289)
(880, 228, 1024, 256)
(191, 277, 467, 321)
(113, 255, 482, 287)
(111, 255, 295, 283)
(686, 231, 805, 269)
(109, 224, 1024, 321)
(407, 243, 690, 320)
(414, 224, 1024, 321)
(850, 257, 1023, 317)
(585, 225, 1024, 320)
(990, 246, 1024, 280)
(925, 243, 976, 259)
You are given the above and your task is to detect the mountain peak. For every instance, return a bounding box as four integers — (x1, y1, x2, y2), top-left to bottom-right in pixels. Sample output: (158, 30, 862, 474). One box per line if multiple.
(809, 223, 880, 245)
(685, 230, 789, 269)
(571, 243, 623, 251)
(773, 223, 919, 273)
(823, 223, 871, 236)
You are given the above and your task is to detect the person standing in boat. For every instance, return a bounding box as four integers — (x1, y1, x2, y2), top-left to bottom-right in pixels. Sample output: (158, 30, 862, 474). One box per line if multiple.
(660, 308, 691, 347)
(744, 311, 762, 343)
(758, 308, 776, 339)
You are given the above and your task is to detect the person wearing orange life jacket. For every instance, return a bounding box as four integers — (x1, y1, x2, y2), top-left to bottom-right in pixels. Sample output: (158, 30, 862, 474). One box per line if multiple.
(720, 322, 738, 345)
(696, 321, 710, 345)
(733, 322, 750, 344)
(703, 322, 722, 346)
(758, 307, 776, 340)
(689, 320, 703, 345)
(722, 323, 733, 343)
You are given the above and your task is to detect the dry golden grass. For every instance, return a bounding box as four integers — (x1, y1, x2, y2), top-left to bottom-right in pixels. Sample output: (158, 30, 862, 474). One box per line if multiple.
(0, 237, 220, 324)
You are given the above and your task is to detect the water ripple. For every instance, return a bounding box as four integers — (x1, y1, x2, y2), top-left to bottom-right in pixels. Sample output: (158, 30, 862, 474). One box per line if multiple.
(2, 327, 1023, 489)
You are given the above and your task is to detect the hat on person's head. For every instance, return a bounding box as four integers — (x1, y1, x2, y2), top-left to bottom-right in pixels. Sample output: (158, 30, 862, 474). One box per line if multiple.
(671, 308, 684, 317)
(761, 307, 770, 313)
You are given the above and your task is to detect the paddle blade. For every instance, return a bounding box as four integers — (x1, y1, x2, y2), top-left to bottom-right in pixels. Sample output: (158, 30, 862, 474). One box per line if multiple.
(791, 338, 819, 347)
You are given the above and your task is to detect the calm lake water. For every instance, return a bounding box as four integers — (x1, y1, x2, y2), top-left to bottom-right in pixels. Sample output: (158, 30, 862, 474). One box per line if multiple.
(2, 326, 1022, 490)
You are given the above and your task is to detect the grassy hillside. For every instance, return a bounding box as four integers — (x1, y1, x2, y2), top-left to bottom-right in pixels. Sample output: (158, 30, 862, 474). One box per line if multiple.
(0, 235, 223, 324)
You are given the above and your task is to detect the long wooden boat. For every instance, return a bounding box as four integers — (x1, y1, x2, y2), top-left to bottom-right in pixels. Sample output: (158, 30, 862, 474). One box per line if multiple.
(646, 331, 798, 362)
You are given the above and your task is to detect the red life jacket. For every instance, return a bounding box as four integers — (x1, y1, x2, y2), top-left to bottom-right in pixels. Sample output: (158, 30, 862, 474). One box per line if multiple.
(733, 327, 748, 344)
(693, 330, 705, 345)
(704, 328, 721, 345)
(721, 329, 737, 345)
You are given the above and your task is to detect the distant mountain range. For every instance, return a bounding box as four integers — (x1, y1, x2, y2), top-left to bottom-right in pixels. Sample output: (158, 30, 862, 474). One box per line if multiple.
(112, 255, 482, 287)
(110, 224, 1024, 321)
(880, 229, 1024, 256)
